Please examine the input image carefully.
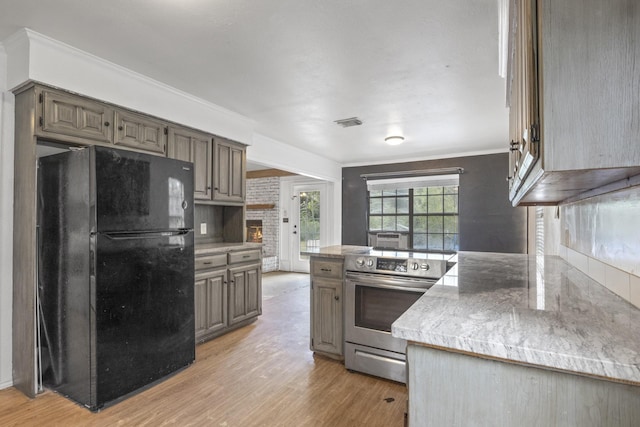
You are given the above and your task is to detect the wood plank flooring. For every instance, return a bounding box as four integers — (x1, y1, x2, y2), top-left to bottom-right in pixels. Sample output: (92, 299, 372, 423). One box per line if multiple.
(0, 272, 407, 426)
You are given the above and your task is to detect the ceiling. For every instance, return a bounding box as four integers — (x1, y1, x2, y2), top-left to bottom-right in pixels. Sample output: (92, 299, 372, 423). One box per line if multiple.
(0, 0, 508, 167)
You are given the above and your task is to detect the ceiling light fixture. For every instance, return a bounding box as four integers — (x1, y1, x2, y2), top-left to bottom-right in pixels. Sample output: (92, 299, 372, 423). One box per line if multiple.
(385, 136, 405, 146)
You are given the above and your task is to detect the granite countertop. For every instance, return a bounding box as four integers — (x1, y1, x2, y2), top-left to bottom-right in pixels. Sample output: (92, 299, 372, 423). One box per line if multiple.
(195, 242, 263, 256)
(303, 245, 372, 258)
(392, 251, 640, 385)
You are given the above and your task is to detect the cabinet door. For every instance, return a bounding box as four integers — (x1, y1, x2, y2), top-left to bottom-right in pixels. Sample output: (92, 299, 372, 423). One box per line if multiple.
(114, 110, 166, 154)
(228, 263, 262, 326)
(213, 138, 246, 202)
(40, 89, 113, 143)
(195, 268, 227, 341)
(507, 0, 540, 196)
(167, 127, 212, 200)
(194, 276, 208, 339)
(311, 277, 343, 356)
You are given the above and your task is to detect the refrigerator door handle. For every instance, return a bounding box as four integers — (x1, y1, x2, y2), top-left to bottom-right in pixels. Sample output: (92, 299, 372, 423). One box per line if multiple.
(102, 230, 192, 240)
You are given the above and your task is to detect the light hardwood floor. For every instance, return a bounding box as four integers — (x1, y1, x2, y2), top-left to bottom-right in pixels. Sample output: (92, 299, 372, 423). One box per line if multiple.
(0, 272, 407, 426)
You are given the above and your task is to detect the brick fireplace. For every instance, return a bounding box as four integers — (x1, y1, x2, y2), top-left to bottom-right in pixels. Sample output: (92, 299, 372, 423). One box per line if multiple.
(246, 219, 263, 243)
(246, 176, 280, 272)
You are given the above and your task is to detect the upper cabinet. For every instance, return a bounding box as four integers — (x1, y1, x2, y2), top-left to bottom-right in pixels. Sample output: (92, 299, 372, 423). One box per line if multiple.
(167, 127, 213, 201)
(39, 89, 114, 144)
(36, 86, 167, 155)
(213, 137, 246, 203)
(114, 110, 166, 154)
(30, 84, 248, 205)
(507, 0, 640, 206)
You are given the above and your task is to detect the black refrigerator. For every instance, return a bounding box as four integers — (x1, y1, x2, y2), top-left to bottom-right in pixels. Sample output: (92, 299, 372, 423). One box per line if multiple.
(38, 146, 195, 411)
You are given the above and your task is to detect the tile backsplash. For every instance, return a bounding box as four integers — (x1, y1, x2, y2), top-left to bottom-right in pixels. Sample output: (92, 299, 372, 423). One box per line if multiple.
(559, 185, 640, 308)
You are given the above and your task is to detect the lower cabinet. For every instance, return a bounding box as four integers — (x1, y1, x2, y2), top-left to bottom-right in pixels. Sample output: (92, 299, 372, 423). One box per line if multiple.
(195, 248, 262, 343)
(229, 263, 262, 326)
(310, 257, 344, 359)
(195, 268, 228, 340)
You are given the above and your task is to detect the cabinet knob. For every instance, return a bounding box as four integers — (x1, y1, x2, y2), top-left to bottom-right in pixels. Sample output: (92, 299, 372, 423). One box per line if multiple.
(334, 295, 340, 301)
(118, 125, 123, 131)
(104, 121, 110, 127)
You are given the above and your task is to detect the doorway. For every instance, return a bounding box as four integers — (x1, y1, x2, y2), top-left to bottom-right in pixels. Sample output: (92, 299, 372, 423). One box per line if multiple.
(283, 180, 330, 273)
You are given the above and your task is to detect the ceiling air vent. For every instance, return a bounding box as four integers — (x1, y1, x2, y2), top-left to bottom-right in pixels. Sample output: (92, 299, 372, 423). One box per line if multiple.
(334, 117, 363, 128)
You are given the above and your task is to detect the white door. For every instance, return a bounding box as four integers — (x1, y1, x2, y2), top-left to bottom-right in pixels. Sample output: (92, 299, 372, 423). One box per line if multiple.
(291, 185, 324, 272)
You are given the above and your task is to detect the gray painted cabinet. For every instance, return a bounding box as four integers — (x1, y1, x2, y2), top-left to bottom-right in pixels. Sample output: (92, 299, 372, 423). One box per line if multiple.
(114, 110, 166, 154)
(508, 0, 640, 205)
(228, 262, 262, 326)
(167, 127, 213, 201)
(195, 268, 228, 341)
(38, 87, 170, 155)
(39, 88, 113, 144)
(194, 249, 262, 343)
(407, 345, 640, 426)
(310, 257, 344, 359)
(213, 138, 246, 203)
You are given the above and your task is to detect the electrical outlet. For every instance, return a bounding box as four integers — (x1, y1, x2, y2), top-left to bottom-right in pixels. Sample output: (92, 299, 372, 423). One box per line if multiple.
(200, 223, 207, 235)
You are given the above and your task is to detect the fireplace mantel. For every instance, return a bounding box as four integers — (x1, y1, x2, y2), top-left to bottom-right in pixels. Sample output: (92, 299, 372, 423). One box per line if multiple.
(247, 203, 276, 210)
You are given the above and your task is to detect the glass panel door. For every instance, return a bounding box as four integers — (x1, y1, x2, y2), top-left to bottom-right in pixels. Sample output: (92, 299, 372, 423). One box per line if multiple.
(291, 185, 324, 273)
(299, 190, 321, 255)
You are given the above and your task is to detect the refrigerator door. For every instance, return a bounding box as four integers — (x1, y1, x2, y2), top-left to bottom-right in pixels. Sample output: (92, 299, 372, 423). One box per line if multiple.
(93, 147, 194, 233)
(93, 229, 195, 408)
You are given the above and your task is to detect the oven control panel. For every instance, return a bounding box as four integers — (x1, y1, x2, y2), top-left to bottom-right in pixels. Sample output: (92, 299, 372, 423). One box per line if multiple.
(345, 255, 446, 279)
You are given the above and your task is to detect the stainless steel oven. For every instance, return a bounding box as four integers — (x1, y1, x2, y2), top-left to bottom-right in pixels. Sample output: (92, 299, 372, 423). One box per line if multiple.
(344, 252, 447, 383)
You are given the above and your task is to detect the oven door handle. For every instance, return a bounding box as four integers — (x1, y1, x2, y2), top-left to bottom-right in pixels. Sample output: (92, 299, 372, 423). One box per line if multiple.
(345, 275, 434, 293)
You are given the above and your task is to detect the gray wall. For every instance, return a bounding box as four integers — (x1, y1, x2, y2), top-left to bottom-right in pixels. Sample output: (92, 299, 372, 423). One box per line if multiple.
(342, 153, 528, 253)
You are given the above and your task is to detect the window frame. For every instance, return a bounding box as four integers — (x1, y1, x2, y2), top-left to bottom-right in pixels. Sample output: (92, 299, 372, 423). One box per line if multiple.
(367, 185, 459, 253)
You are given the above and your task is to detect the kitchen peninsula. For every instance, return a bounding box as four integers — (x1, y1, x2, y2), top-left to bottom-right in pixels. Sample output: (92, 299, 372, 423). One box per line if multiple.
(393, 252, 640, 426)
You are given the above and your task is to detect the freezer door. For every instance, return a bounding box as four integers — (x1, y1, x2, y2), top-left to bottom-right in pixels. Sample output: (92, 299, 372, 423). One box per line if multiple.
(93, 147, 194, 232)
(93, 230, 195, 408)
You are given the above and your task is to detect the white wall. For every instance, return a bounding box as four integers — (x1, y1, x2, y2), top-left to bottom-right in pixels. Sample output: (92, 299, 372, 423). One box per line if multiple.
(0, 28, 344, 389)
(0, 42, 15, 389)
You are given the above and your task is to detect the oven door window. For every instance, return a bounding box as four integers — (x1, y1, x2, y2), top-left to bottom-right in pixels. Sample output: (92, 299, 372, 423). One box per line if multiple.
(354, 285, 423, 332)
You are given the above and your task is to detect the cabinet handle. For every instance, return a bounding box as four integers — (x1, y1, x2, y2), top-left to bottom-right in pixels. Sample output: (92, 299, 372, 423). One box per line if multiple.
(509, 140, 519, 152)
(320, 268, 332, 272)
(203, 261, 212, 265)
(104, 121, 110, 127)
(242, 255, 250, 259)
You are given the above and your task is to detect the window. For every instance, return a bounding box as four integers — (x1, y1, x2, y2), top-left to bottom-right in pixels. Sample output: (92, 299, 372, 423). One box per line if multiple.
(368, 180, 459, 252)
(412, 186, 459, 251)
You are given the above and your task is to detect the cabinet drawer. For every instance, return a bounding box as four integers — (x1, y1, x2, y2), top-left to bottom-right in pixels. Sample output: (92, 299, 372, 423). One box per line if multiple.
(228, 250, 261, 265)
(195, 253, 227, 270)
(311, 259, 343, 279)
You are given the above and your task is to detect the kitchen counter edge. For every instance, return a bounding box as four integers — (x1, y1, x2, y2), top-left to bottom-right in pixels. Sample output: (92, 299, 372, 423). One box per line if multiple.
(392, 251, 640, 385)
(196, 242, 263, 256)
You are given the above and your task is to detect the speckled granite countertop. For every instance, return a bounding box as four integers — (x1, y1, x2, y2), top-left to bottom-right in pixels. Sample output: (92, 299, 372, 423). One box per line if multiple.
(392, 251, 640, 385)
(195, 242, 262, 256)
